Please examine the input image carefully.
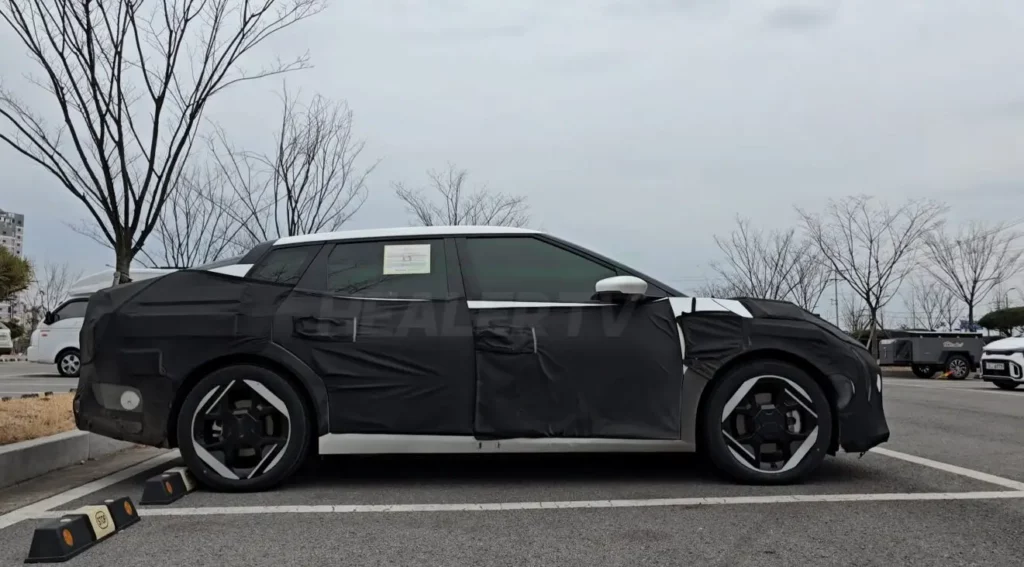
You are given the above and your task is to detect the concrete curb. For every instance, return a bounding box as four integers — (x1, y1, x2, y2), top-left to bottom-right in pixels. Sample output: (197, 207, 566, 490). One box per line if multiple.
(0, 355, 28, 363)
(0, 431, 140, 490)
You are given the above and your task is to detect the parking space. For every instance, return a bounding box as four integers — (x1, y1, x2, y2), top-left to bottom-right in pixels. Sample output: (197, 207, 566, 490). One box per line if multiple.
(2, 375, 1024, 566)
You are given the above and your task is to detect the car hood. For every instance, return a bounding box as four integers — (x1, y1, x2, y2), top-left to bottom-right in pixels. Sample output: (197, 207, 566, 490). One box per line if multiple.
(984, 336, 1024, 351)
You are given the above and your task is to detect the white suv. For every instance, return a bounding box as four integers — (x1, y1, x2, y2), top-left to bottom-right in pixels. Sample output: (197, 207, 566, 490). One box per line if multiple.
(979, 336, 1024, 390)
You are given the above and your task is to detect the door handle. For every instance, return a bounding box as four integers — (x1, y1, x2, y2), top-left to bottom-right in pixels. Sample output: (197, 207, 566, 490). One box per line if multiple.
(292, 316, 356, 341)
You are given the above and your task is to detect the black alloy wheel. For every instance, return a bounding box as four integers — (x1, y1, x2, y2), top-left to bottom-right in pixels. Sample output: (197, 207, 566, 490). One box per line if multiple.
(702, 360, 833, 485)
(177, 365, 311, 492)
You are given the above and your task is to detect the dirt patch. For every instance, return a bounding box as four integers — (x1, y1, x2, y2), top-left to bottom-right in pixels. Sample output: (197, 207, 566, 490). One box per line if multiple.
(0, 393, 76, 445)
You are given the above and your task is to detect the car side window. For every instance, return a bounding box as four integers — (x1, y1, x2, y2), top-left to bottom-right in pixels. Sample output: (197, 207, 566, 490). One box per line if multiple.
(325, 239, 448, 299)
(461, 237, 617, 302)
(247, 245, 319, 286)
(53, 300, 88, 321)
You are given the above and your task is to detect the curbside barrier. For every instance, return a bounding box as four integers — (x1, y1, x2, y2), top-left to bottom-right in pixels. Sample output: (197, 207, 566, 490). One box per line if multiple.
(24, 496, 140, 563)
(140, 466, 198, 505)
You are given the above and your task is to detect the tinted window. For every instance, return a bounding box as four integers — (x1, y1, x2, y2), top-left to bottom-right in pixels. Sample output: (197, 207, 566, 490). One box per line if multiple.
(325, 239, 447, 299)
(247, 245, 318, 285)
(54, 300, 88, 320)
(462, 237, 617, 302)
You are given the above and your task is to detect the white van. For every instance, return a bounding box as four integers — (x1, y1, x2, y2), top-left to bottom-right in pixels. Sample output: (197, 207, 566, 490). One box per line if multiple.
(27, 267, 178, 377)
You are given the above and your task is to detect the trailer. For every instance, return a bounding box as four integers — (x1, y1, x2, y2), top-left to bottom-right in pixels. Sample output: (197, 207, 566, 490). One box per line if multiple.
(878, 330, 989, 379)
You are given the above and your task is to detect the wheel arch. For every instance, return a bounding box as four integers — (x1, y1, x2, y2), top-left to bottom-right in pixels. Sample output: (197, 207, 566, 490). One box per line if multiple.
(692, 348, 841, 454)
(166, 349, 328, 448)
(53, 345, 80, 364)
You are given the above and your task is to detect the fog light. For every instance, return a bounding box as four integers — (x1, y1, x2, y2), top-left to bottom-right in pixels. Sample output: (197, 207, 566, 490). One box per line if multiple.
(91, 383, 143, 412)
(119, 390, 141, 411)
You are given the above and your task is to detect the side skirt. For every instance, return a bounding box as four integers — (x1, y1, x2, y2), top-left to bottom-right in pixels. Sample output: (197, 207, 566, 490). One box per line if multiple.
(318, 434, 696, 455)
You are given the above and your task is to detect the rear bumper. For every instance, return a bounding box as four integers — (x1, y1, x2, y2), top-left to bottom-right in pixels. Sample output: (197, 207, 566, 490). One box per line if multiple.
(73, 363, 174, 447)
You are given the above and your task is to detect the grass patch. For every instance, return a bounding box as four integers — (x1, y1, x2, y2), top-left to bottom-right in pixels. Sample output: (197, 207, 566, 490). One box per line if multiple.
(0, 393, 76, 446)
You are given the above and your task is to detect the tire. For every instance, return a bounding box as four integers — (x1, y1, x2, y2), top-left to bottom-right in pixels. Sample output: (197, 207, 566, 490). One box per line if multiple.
(176, 364, 311, 492)
(911, 365, 935, 379)
(701, 360, 833, 485)
(993, 380, 1020, 390)
(56, 349, 81, 378)
(945, 355, 971, 380)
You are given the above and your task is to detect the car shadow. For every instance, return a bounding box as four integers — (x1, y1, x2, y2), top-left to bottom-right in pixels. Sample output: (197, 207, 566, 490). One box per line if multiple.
(287, 451, 865, 489)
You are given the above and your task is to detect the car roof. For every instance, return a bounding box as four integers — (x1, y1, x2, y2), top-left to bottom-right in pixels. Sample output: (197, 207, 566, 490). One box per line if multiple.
(273, 225, 541, 246)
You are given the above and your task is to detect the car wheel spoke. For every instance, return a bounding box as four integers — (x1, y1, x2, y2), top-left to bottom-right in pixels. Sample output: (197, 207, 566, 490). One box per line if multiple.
(191, 380, 292, 481)
(721, 375, 819, 474)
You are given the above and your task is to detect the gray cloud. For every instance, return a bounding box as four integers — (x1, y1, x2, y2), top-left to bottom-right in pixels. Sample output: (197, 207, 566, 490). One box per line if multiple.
(764, 3, 838, 31)
(2, 0, 1024, 324)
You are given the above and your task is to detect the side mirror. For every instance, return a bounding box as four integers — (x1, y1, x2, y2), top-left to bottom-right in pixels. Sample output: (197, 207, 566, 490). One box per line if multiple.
(594, 275, 648, 302)
(43, 311, 55, 325)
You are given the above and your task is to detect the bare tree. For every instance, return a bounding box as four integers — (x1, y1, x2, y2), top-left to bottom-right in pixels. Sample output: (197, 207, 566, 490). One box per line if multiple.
(0, 0, 326, 284)
(692, 280, 740, 298)
(938, 293, 965, 331)
(393, 162, 530, 227)
(922, 220, 1024, 326)
(709, 216, 832, 311)
(210, 87, 376, 245)
(21, 261, 81, 329)
(797, 195, 947, 351)
(905, 277, 957, 330)
(841, 294, 870, 334)
(139, 164, 243, 268)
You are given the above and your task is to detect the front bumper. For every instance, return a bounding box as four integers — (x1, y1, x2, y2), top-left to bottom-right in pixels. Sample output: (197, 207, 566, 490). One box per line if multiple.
(832, 350, 890, 454)
(73, 362, 175, 447)
(979, 352, 1024, 382)
(26, 346, 41, 362)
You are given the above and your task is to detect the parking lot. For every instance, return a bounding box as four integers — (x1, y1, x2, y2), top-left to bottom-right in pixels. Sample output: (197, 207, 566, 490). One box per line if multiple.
(0, 363, 76, 398)
(2, 376, 1024, 566)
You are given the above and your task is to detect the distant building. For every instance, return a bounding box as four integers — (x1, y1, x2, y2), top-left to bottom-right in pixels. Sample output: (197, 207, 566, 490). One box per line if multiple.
(0, 209, 25, 321)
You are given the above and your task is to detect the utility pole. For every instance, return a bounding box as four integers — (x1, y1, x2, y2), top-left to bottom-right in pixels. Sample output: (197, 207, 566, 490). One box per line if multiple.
(833, 274, 840, 327)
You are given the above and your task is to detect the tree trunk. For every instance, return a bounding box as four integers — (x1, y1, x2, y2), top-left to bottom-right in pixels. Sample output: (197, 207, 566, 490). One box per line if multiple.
(867, 307, 879, 357)
(967, 303, 974, 328)
(114, 244, 133, 285)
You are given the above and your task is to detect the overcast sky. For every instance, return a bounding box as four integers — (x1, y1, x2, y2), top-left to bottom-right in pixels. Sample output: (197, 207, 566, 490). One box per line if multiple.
(2, 0, 1023, 325)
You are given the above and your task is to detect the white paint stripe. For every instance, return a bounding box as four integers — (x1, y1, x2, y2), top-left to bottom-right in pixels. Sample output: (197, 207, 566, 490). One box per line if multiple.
(0, 450, 180, 530)
(871, 447, 1024, 491)
(30, 490, 1024, 519)
(885, 382, 1021, 397)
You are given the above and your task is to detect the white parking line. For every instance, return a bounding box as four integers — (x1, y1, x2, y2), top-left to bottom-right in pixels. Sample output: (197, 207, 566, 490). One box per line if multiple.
(871, 447, 1024, 491)
(885, 382, 1022, 397)
(0, 451, 180, 530)
(30, 490, 1024, 519)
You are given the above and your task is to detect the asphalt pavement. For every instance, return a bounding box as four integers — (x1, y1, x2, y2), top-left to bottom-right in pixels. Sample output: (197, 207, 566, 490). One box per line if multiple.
(0, 362, 77, 397)
(2, 376, 1024, 566)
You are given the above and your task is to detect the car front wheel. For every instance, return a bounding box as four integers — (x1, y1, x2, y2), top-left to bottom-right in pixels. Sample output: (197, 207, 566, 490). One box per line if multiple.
(701, 360, 833, 485)
(176, 364, 311, 492)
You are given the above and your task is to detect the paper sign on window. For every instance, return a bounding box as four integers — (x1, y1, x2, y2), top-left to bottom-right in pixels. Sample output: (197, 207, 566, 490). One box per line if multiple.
(383, 244, 431, 275)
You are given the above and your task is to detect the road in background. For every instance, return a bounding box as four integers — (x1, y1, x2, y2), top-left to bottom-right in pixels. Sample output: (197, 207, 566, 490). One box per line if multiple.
(0, 362, 77, 397)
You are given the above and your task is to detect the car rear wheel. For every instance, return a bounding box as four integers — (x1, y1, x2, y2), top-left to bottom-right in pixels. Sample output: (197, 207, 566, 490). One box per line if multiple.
(176, 365, 311, 492)
(911, 365, 935, 379)
(945, 355, 971, 380)
(993, 380, 1020, 390)
(57, 349, 81, 378)
(701, 360, 833, 485)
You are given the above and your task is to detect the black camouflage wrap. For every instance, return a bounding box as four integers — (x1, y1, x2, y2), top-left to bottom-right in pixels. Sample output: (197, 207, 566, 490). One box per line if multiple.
(676, 297, 889, 453)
